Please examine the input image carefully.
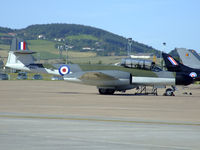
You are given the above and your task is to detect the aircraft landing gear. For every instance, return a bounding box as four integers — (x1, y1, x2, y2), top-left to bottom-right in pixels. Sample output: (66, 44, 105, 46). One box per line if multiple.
(164, 86, 176, 96)
(164, 88, 174, 96)
(98, 88, 115, 95)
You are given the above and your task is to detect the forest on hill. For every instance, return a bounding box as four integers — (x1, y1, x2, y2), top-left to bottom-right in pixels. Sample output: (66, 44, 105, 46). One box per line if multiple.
(0, 23, 159, 56)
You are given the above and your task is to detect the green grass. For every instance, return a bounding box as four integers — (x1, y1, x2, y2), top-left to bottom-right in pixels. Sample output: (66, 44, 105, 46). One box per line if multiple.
(28, 40, 120, 64)
(27, 40, 58, 53)
(66, 34, 98, 41)
(0, 44, 9, 58)
(33, 51, 60, 59)
(0, 40, 120, 65)
(0, 44, 9, 50)
(28, 40, 97, 60)
(0, 40, 130, 66)
(0, 33, 9, 36)
(68, 56, 124, 64)
(68, 51, 96, 58)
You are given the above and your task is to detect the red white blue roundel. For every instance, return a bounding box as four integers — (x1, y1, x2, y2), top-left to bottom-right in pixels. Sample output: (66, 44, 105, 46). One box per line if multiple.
(189, 72, 197, 78)
(59, 65, 70, 76)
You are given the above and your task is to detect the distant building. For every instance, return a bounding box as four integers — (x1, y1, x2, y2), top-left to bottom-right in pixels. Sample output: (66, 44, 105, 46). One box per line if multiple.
(54, 38, 65, 42)
(130, 53, 153, 59)
(65, 45, 73, 49)
(38, 35, 46, 39)
(8, 33, 17, 36)
(108, 52, 116, 56)
(82, 47, 93, 50)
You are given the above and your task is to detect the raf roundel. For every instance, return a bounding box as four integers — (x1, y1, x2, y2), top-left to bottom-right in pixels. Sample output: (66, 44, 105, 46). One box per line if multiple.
(189, 72, 197, 78)
(59, 65, 70, 76)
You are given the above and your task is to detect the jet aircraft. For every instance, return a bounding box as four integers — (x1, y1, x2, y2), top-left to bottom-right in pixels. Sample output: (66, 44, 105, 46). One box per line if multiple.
(5, 38, 193, 96)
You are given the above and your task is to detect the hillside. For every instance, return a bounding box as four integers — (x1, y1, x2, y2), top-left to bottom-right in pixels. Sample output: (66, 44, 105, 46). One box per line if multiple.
(0, 23, 159, 56)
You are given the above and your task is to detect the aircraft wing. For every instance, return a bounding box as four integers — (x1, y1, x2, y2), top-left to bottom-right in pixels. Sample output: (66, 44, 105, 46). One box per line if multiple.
(64, 70, 132, 88)
(79, 72, 117, 80)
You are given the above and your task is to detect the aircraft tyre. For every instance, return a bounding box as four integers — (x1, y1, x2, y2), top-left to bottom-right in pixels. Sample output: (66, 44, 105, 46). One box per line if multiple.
(98, 88, 115, 95)
(164, 88, 174, 96)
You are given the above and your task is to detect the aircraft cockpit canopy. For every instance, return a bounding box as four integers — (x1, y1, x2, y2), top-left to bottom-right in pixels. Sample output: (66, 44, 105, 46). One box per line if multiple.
(121, 58, 162, 71)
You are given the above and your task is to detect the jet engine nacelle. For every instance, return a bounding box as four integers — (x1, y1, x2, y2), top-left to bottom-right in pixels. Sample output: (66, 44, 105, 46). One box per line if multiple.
(121, 58, 155, 70)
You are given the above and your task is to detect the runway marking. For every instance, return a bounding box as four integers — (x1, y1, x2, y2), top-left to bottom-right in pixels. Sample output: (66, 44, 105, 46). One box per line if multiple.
(0, 114, 200, 126)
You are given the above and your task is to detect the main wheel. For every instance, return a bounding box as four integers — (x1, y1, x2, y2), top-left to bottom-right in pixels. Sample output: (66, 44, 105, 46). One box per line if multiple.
(98, 88, 115, 95)
(165, 88, 174, 96)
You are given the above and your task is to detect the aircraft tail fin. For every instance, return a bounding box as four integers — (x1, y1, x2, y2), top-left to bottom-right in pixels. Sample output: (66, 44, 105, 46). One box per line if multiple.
(162, 52, 191, 72)
(11, 37, 25, 51)
(176, 48, 200, 69)
(6, 38, 36, 70)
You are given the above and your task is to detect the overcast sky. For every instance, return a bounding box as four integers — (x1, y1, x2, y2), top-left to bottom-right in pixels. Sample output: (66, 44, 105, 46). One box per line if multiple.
(1, 0, 199, 52)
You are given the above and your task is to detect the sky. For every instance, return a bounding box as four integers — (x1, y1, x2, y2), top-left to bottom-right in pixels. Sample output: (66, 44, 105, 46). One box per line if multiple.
(1, 0, 200, 52)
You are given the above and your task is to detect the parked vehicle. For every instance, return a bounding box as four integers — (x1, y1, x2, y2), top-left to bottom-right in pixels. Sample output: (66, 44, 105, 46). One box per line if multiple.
(0, 73, 9, 80)
(51, 75, 63, 80)
(17, 72, 27, 80)
(32, 74, 43, 80)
